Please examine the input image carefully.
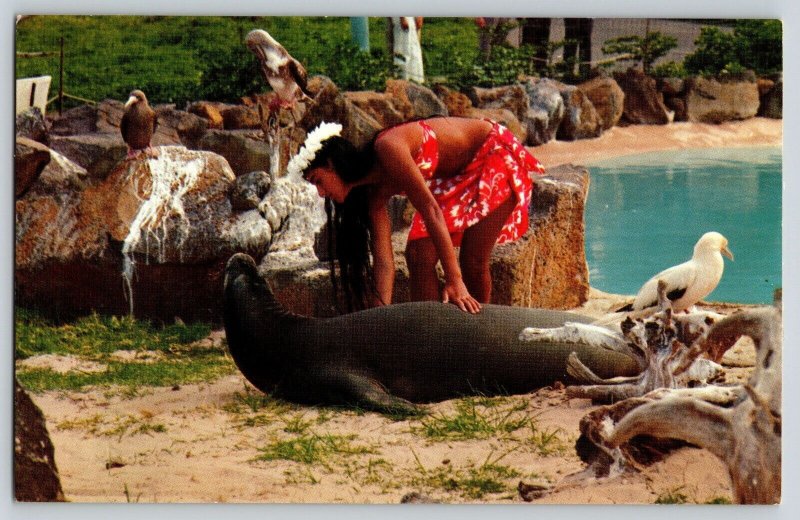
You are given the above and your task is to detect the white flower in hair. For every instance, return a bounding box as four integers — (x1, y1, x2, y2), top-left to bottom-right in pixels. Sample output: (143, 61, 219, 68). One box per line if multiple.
(286, 122, 343, 178)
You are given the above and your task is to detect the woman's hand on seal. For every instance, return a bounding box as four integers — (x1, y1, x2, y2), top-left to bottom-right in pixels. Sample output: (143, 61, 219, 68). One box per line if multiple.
(442, 279, 481, 314)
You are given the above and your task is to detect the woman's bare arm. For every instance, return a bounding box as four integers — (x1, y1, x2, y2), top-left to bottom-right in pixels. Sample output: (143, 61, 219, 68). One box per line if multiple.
(368, 196, 395, 306)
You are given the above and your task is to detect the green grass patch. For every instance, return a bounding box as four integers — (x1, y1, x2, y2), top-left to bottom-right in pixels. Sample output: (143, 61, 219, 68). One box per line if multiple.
(15, 308, 211, 360)
(705, 496, 733, 504)
(15, 308, 231, 392)
(257, 433, 376, 466)
(527, 426, 570, 456)
(410, 449, 521, 500)
(16, 354, 234, 392)
(418, 396, 532, 441)
(655, 487, 690, 504)
(57, 412, 167, 440)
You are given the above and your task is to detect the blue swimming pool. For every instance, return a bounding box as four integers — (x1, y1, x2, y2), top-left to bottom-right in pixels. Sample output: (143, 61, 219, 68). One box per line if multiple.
(584, 147, 782, 304)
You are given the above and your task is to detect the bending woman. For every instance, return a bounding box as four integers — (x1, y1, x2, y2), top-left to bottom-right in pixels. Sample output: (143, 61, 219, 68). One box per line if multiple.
(291, 117, 544, 313)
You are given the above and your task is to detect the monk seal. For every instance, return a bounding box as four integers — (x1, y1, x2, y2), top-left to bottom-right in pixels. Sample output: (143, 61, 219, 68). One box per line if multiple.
(223, 253, 640, 414)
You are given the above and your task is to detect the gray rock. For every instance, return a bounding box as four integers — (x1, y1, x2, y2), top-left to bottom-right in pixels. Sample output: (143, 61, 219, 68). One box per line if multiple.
(48, 104, 98, 136)
(557, 85, 602, 141)
(154, 106, 209, 148)
(198, 129, 271, 177)
(231, 170, 271, 211)
(49, 133, 127, 180)
(386, 79, 448, 119)
(467, 83, 529, 121)
(522, 78, 565, 146)
(16, 107, 49, 145)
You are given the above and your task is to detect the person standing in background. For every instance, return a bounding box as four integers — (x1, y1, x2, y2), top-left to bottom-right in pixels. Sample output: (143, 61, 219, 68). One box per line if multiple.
(387, 17, 425, 83)
(475, 17, 514, 62)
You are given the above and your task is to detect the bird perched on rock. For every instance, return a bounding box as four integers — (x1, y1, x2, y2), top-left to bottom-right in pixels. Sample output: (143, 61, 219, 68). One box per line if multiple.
(121, 89, 158, 158)
(245, 29, 313, 120)
(618, 231, 734, 312)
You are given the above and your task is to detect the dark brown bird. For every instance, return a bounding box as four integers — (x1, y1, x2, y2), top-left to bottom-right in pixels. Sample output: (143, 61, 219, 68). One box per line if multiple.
(121, 89, 158, 158)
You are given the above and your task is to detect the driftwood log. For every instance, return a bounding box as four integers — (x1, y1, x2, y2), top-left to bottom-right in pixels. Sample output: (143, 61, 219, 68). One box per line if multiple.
(571, 285, 782, 504)
(520, 281, 730, 403)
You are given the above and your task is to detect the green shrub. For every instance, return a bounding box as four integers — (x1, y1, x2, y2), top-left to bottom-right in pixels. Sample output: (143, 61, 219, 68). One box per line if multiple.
(650, 60, 688, 78)
(601, 32, 678, 74)
(684, 20, 782, 76)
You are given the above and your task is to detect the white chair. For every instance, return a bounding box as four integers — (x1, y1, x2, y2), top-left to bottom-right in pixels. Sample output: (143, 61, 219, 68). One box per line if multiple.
(16, 75, 52, 116)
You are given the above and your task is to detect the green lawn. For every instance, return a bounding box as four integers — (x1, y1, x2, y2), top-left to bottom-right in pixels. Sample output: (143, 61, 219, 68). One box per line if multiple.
(15, 16, 479, 108)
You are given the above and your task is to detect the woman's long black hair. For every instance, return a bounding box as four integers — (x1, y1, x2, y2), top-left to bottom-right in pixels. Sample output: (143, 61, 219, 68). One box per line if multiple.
(305, 135, 378, 312)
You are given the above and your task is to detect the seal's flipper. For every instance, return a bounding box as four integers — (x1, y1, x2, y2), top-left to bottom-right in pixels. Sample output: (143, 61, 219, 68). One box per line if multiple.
(327, 371, 421, 417)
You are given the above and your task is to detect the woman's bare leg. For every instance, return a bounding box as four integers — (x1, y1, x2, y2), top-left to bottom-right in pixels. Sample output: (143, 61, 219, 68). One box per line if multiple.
(459, 195, 516, 303)
(405, 238, 440, 301)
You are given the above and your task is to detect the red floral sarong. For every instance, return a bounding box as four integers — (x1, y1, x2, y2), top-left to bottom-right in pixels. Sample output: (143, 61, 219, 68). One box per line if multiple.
(408, 121, 544, 246)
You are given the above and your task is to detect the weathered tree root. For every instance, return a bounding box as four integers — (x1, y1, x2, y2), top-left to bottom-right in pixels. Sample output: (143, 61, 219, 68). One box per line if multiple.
(563, 281, 736, 403)
(575, 303, 781, 504)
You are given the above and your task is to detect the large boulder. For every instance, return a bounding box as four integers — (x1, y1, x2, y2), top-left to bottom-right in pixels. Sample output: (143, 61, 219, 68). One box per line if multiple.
(16, 145, 323, 323)
(343, 90, 411, 128)
(221, 104, 261, 130)
(187, 101, 225, 129)
(556, 85, 602, 141)
(522, 78, 565, 146)
(577, 76, 624, 130)
(14, 379, 65, 502)
(490, 164, 590, 308)
(48, 133, 127, 180)
(465, 107, 527, 143)
(198, 129, 271, 176)
(49, 100, 204, 147)
(15, 137, 51, 198)
(385, 79, 448, 119)
(467, 84, 529, 122)
(153, 106, 210, 149)
(48, 104, 99, 136)
(432, 84, 473, 117)
(684, 76, 761, 123)
(301, 75, 382, 149)
(613, 68, 672, 125)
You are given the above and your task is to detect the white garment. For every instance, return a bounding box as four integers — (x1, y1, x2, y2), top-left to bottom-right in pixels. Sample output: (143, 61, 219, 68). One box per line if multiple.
(392, 17, 425, 83)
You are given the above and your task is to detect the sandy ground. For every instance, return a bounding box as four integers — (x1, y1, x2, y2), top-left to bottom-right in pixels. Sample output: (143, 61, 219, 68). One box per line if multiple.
(22, 119, 780, 504)
(532, 117, 782, 168)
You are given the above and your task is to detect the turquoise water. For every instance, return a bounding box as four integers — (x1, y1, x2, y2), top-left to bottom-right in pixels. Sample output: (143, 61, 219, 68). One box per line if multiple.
(584, 147, 782, 304)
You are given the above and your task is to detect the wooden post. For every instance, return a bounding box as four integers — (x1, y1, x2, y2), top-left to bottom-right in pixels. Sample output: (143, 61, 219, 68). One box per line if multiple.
(58, 36, 64, 115)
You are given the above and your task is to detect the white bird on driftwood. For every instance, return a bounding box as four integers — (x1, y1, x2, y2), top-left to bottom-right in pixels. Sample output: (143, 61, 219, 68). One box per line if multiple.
(245, 29, 313, 118)
(618, 231, 734, 312)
